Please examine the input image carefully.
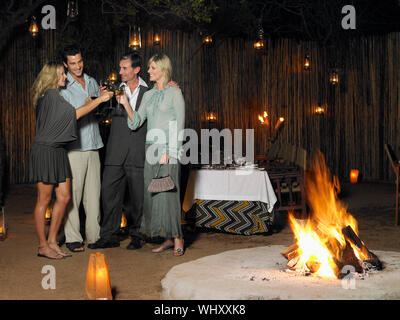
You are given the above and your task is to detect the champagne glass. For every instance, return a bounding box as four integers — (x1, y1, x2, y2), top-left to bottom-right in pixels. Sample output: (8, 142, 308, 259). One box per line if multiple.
(114, 82, 125, 111)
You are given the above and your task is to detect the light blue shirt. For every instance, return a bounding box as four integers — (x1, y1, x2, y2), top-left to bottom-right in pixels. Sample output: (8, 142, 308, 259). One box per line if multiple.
(60, 72, 103, 151)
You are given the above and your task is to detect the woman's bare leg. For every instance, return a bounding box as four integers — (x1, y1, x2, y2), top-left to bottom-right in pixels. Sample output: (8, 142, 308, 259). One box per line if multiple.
(34, 182, 62, 259)
(48, 178, 71, 256)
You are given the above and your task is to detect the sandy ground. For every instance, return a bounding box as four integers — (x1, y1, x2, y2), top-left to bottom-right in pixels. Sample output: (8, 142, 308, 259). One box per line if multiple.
(0, 182, 399, 300)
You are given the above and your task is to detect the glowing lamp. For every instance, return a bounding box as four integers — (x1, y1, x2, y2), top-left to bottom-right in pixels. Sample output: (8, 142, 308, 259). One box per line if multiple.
(350, 169, 359, 184)
(304, 55, 310, 71)
(330, 70, 339, 85)
(107, 71, 118, 83)
(153, 33, 161, 45)
(315, 105, 325, 114)
(45, 205, 52, 225)
(202, 35, 213, 44)
(275, 117, 285, 130)
(120, 212, 127, 229)
(129, 26, 141, 50)
(258, 111, 269, 125)
(86, 252, 112, 300)
(253, 40, 264, 50)
(0, 206, 6, 241)
(206, 112, 217, 122)
(29, 17, 39, 37)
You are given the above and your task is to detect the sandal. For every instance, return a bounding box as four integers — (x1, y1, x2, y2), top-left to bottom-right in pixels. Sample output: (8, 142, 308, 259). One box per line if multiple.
(173, 247, 185, 257)
(37, 246, 64, 260)
(173, 239, 185, 257)
(66, 242, 85, 253)
(49, 242, 72, 257)
(152, 240, 174, 253)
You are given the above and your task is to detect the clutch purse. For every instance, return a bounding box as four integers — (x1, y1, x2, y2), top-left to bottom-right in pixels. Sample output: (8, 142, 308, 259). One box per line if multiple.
(147, 164, 175, 193)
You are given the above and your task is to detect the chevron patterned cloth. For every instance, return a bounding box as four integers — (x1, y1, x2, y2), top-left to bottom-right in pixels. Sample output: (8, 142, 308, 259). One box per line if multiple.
(188, 199, 274, 235)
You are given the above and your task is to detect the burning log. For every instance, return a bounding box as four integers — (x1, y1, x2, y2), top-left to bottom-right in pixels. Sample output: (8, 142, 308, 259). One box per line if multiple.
(342, 225, 382, 271)
(281, 243, 298, 259)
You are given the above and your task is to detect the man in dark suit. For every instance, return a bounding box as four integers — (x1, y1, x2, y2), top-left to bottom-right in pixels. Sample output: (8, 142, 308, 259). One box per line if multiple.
(89, 52, 148, 249)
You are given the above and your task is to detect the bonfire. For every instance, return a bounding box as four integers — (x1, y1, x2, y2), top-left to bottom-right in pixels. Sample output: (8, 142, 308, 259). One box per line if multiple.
(282, 152, 382, 279)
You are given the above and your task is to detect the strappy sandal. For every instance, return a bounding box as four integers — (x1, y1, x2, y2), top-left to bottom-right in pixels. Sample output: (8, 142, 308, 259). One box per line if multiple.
(152, 240, 174, 253)
(173, 239, 185, 257)
(173, 247, 185, 257)
(66, 242, 85, 253)
(37, 246, 64, 260)
(49, 242, 72, 257)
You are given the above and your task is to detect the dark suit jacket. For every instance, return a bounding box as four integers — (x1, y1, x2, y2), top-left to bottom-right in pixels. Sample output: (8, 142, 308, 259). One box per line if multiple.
(104, 85, 148, 167)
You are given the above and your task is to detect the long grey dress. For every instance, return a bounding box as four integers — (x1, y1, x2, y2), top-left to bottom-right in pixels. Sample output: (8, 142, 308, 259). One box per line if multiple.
(127, 85, 185, 239)
(29, 88, 77, 184)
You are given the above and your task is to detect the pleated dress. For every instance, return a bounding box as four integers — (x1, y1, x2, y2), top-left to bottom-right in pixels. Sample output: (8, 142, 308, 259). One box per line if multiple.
(127, 86, 185, 239)
(29, 88, 77, 184)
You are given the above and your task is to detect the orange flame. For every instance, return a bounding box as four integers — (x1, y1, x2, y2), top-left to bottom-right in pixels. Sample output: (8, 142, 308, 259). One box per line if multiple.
(288, 152, 365, 277)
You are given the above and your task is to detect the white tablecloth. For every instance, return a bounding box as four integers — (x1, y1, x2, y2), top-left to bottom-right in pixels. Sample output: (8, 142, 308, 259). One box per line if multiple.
(183, 169, 277, 213)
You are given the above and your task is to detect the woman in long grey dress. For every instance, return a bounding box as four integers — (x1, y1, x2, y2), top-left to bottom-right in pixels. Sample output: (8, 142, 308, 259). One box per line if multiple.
(30, 60, 113, 259)
(118, 53, 185, 256)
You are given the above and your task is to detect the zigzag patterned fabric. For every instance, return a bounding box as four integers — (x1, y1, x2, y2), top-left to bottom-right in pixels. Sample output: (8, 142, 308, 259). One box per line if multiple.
(191, 199, 274, 235)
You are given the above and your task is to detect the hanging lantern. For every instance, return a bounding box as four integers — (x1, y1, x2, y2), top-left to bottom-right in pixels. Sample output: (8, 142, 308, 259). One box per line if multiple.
(107, 71, 118, 83)
(67, 0, 79, 19)
(202, 35, 213, 44)
(0, 206, 6, 241)
(330, 69, 339, 85)
(153, 32, 161, 46)
(304, 54, 311, 71)
(45, 204, 52, 225)
(28, 16, 39, 37)
(314, 104, 325, 114)
(206, 112, 217, 122)
(129, 25, 142, 50)
(350, 169, 359, 184)
(253, 24, 264, 50)
(86, 252, 113, 300)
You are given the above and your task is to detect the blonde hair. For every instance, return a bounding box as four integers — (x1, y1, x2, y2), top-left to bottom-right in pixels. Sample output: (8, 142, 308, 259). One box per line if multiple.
(148, 53, 172, 86)
(31, 62, 63, 106)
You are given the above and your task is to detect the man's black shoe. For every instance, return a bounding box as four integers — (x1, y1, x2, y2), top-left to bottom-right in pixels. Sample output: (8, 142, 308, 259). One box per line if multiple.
(126, 238, 142, 250)
(88, 238, 120, 249)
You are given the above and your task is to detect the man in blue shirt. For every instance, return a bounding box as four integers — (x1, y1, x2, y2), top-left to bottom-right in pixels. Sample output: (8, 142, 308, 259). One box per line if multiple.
(60, 45, 103, 252)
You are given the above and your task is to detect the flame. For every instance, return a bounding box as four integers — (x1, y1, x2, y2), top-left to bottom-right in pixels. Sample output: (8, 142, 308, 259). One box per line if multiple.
(288, 152, 365, 278)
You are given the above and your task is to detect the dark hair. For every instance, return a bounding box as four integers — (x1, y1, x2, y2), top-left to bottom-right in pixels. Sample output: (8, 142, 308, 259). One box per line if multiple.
(62, 45, 82, 64)
(120, 51, 142, 69)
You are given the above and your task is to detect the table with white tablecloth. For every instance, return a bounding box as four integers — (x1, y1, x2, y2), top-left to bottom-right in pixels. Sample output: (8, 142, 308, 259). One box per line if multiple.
(183, 169, 277, 235)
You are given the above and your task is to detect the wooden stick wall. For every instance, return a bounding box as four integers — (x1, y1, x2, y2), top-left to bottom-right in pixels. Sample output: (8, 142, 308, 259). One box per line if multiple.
(0, 29, 399, 184)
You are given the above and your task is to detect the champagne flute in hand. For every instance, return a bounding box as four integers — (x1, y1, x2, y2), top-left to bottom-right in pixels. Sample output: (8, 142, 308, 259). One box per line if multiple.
(114, 82, 126, 110)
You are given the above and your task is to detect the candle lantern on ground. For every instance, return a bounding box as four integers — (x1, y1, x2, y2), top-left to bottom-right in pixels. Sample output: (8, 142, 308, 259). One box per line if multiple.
(0, 206, 6, 241)
(350, 169, 359, 183)
(45, 204, 52, 225)
(120, 211, 127, 235)
(86, 252, 113, 300)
